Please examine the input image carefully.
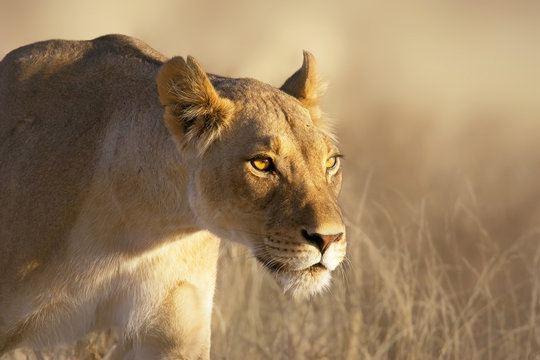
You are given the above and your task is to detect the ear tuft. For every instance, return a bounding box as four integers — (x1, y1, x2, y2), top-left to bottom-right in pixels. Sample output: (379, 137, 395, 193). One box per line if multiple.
(157, 56, 234, 154)
(280, 51, 327, 125)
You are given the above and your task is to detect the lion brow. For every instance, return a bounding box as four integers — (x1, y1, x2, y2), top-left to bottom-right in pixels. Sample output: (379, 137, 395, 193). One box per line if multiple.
(270, 136, 282, 154)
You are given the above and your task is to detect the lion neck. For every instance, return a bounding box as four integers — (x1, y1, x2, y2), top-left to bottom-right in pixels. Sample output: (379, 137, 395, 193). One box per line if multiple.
(92, 102, 205, 254)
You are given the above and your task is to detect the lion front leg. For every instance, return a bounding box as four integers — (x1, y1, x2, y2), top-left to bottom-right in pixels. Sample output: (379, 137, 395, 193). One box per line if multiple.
(110, 280, 215, 360)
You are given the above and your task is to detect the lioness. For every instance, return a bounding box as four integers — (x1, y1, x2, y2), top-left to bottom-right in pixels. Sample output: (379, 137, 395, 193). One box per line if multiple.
(0, 35, 346, 359)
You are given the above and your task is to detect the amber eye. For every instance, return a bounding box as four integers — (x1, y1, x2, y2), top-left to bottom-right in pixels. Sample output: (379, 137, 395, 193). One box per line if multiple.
(251, 158, 273, 172)
(326, 156, 338, 170)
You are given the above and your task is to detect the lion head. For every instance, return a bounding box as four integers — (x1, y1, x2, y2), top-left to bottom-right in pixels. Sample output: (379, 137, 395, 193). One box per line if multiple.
(157, 52, 345, 298)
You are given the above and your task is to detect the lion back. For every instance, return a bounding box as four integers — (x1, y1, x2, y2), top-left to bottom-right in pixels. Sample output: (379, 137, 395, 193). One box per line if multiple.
(0, 35, 166, 289)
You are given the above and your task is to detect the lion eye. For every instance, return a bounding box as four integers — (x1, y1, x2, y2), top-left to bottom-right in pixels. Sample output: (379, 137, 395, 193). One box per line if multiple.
(326, 156, 338, 170)
(251, 158, 273, 172)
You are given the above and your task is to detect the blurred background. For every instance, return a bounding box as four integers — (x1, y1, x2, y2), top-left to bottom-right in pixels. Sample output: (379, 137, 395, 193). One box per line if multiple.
(1, 0, 539, 359)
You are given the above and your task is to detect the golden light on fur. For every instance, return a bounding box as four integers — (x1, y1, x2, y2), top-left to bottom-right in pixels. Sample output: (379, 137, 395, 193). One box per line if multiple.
(0, 35, 345, 359)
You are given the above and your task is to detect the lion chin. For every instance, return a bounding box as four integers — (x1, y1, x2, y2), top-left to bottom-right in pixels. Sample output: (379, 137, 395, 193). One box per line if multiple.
(270, 264, 333, 300)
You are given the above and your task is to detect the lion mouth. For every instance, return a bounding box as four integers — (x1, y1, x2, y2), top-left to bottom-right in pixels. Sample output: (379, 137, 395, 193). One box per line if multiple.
(255, 255, 332, 298)
(310, 262, 327, 270)
(255, 256, 326, 274)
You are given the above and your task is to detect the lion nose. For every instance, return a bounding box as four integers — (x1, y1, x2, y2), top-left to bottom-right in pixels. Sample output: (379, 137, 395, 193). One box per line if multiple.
(301, 230, 343, 254)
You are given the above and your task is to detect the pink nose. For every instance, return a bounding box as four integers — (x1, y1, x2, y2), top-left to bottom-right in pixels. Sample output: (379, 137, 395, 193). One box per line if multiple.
(301, 230, 343, 254)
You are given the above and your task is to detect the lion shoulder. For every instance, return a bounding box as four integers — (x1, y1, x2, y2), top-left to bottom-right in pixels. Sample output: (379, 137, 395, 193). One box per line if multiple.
(0, 35, 168, 286)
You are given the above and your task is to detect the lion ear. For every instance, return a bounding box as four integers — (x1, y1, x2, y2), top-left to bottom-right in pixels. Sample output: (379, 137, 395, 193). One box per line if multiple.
(157, 56, 234, 154)
(280, 51, 326, 125)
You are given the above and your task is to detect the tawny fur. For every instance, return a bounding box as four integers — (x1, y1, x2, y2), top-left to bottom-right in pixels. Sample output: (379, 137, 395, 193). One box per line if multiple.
(0, 35, 346, 359)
